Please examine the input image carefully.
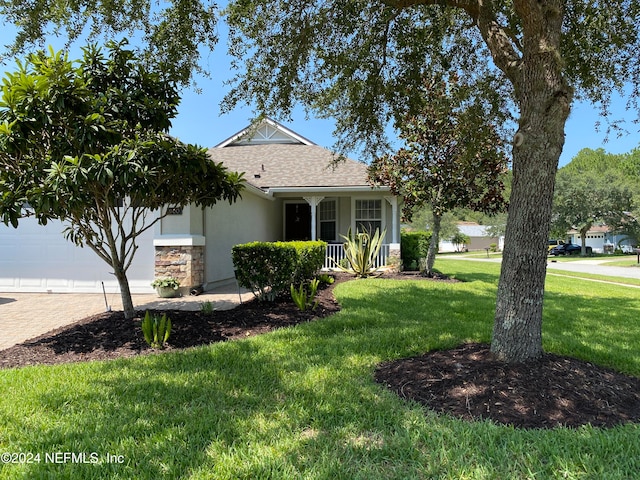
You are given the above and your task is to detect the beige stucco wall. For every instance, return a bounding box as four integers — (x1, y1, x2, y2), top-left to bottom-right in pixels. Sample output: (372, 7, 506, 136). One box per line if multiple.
(158, 204, 204, 236)
(203, 191, 281, 286)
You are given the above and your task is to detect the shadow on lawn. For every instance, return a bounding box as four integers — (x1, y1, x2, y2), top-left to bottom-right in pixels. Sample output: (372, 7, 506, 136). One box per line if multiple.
(9, 276, 640, 478)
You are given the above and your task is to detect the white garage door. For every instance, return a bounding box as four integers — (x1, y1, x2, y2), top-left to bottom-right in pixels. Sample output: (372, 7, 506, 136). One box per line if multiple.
(0, 217, 155, 293)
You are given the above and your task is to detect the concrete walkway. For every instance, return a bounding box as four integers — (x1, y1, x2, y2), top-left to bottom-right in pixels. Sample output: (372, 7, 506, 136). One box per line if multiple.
(0, 283, 254, 351)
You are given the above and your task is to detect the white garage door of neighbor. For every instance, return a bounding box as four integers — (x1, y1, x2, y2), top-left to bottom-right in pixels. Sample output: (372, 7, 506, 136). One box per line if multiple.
(0, 217, 155, 293)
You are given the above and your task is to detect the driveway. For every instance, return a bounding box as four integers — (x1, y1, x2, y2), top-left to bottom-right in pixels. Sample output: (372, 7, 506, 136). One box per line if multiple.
(0, 283, 253, 351)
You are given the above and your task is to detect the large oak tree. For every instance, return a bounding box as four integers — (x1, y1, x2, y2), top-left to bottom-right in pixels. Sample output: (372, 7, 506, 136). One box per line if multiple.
(221, 0, 640, 362)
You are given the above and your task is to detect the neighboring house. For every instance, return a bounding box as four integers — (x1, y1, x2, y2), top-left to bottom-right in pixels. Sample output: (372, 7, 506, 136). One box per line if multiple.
(439, 221, 504, 252)
(565, 225, 635, 253)
(0, 117, 400, 293)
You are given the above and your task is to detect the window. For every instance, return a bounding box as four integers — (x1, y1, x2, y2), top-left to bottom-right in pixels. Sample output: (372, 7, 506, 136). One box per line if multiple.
(355, 199, 382, 234)
(319, 199, 337, 241)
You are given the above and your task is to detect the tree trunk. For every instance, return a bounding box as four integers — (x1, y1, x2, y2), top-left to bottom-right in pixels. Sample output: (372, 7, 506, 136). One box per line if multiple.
(113, 264, 136, 320)
(580, 228, 589, 256)
(491, 2, 572, 363)
(425, 211, 441, 276)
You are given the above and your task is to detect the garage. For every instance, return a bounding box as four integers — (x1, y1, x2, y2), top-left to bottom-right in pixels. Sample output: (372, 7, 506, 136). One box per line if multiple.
(0, 217, 155, 293)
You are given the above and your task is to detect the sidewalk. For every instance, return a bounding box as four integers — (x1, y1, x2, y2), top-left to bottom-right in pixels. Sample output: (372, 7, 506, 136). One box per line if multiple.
(0, 283, 254, 351)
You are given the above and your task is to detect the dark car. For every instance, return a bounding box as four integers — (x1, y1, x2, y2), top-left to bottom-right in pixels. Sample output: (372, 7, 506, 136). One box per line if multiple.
(549, 243, 592, 256)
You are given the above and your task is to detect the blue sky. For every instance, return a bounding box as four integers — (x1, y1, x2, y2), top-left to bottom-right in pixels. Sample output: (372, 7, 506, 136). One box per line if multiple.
(1, 20, 638, 168)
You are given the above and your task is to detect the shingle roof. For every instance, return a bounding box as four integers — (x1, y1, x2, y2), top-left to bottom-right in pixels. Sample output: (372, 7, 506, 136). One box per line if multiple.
(207, 143, 372, 190)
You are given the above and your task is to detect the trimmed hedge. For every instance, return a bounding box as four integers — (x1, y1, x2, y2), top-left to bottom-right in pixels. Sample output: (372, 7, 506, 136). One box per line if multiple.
(232, 240, 327, 301)
(401, 231, 432, 270)
(290, 241, 327, 284)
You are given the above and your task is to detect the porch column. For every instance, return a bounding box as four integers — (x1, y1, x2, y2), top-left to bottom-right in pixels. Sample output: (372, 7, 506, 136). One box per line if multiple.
(384, 196, 399, 243)
(303, 196, 325, 241)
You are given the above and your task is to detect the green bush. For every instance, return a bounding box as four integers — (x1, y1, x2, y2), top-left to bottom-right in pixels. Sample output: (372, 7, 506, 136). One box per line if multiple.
(232, 240, 326, 302)
(232, 242, 298, 301)
(401, 231, 432, 270)
(289, 241, 327, 284)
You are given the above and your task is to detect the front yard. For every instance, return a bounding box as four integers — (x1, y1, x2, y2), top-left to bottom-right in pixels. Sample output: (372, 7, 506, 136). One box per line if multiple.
(0, 260, 638, 479)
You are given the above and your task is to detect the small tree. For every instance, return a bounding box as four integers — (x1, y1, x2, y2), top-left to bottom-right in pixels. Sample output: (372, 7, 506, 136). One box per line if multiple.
(450, 233, 470, 253)
(369, 76, 508, 275)
(0, 42, 244, 319)
(552, 169, 634, 255)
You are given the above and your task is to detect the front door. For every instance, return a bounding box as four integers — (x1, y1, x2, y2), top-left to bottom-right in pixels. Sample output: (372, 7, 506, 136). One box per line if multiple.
(285, 203, 311, 241)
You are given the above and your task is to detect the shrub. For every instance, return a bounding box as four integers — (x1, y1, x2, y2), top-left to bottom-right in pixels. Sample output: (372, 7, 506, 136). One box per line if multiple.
(232, 242, 298, 301)
(232, 241, 327, 301)
(290, 241, 327, 284)
(141, 311, 171, 349)
(401, 231, 431, 270)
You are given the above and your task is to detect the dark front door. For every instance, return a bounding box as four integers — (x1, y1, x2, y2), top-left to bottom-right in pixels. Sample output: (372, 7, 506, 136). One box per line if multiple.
(285, 203, 311, 241)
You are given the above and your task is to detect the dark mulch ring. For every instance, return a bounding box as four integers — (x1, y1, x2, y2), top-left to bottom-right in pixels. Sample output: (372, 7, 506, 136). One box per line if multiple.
(375, 343, 640, 429)
(2, 271, 639, 430)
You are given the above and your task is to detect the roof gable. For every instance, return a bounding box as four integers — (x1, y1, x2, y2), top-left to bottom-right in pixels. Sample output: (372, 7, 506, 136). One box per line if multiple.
(215, 117, 315, 148)
(210, 118, 380, 192)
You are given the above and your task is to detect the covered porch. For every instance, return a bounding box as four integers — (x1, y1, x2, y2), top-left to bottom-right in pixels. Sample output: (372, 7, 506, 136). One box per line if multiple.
(280, 192, 401, 269)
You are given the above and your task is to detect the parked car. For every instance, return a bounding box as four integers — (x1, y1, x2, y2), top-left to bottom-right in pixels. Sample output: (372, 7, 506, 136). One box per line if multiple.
(620, 244, 635, 254)
(549, 243, 592, 256)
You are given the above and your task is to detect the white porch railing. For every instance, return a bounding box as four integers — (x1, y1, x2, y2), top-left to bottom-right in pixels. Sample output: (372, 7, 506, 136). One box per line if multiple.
(323, 243, 390, 270)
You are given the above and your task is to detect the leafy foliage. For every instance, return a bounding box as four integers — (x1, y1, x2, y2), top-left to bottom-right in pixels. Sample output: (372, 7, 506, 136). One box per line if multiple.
(400, 231, 432, 271)
(151, 277, 181, 290)
(451, 233, 470, 252)
(370, 76, 509, 222)
(0, 1, 218, 86)
(552, 149, 639, 249)
(141, 311, 172, 349)
(232, 242, 298, 302)
(370, 76, 508, 274)
(289, 241, 327, 284)
(232, 241, 326, 301)
(338, 227, 386, 278)
(0, 42, 244, 319)
(290, 278, 320, 312)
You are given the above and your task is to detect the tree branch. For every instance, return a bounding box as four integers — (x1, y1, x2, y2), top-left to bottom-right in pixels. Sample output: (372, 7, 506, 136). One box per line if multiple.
(382, 0, 523, 82)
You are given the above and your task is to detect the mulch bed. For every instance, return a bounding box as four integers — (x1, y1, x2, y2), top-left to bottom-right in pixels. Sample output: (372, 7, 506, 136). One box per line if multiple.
(375, 342, 640, 429)
(1, 271, 639, 429)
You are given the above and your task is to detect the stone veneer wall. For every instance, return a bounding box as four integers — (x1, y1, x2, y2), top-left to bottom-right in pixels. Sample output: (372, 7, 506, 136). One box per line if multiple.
(154, 245, 204, 289)
(388, 243, 401, 260)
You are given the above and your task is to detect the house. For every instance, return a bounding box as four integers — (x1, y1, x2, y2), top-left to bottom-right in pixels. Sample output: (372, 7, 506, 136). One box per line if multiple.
(439, 221, 504, 252)
(0, 118, 400, 293)
(565, 225, 635, 253)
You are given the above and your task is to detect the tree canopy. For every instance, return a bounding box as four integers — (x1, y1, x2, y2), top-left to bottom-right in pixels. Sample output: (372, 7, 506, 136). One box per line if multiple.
(552, 147, 640, 248)
(0, 0, 218, 85)
(0, 42, 244, 318)
(369, 75, 508, 274)
(223, 1, 639, 154)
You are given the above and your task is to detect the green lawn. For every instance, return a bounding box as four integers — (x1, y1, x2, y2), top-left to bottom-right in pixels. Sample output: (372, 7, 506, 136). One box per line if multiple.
(1, 260, 638, 479)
